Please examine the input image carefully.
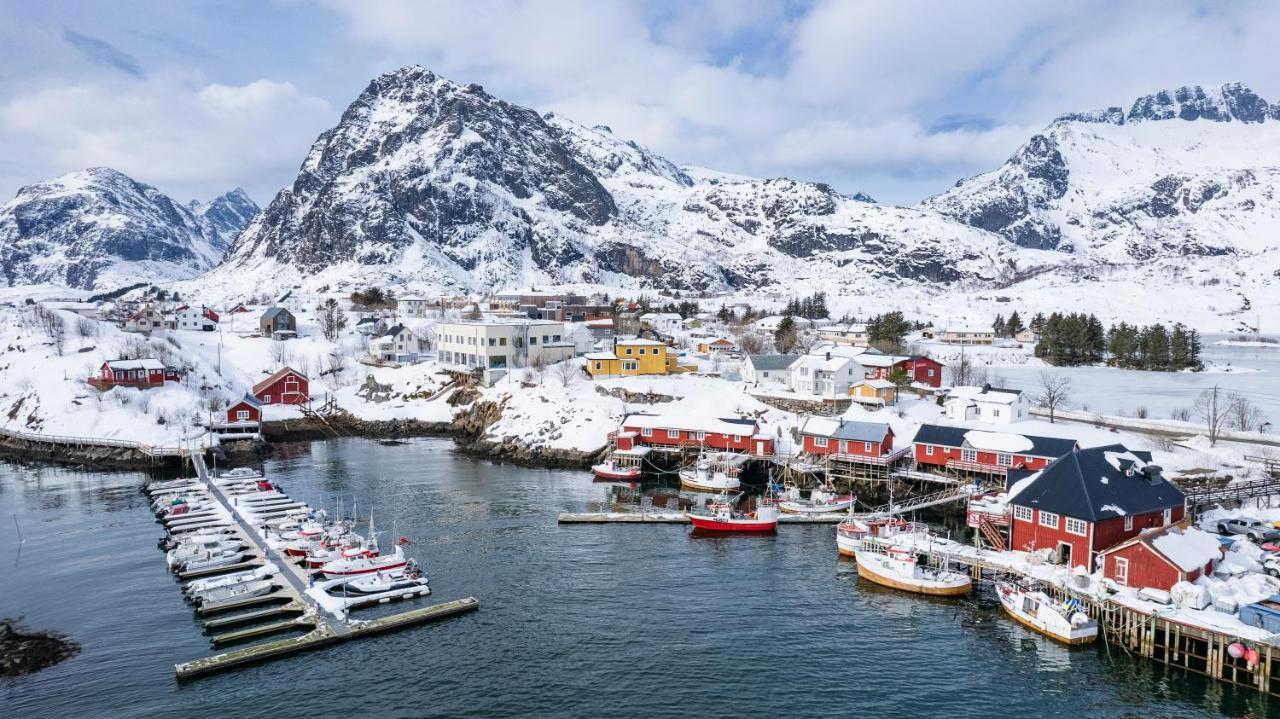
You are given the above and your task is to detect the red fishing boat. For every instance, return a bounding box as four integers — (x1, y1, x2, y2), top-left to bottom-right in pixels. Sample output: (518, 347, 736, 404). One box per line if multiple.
(591, 459, 642, 481)
(687, 496, 778, 533)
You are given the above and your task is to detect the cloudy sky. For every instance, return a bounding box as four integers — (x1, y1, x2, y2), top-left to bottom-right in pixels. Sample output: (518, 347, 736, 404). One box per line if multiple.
(1, 0, 1278, 207)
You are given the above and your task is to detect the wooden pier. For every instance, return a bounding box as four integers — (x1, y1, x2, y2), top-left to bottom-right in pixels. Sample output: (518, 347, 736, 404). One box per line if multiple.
(558, 511, 850, 524)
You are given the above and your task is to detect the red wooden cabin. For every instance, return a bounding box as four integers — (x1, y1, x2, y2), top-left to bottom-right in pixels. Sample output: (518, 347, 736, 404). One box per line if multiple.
(88, 359, 179, 389)
(1097, 522, 1221, 591)
(620, 414, 774, 456)
(252, 367, 310, 405)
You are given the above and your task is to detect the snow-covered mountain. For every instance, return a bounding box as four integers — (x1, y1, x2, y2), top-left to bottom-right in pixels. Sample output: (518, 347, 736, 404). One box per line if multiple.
(0, 168, 256, 290)
(211, 66, 1049, 296)
(190, 188, 260, 249)
(925, 83, 1280, 263)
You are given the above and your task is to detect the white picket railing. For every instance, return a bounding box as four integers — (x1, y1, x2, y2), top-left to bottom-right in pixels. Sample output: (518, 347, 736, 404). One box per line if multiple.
(0, 426, 206, 457)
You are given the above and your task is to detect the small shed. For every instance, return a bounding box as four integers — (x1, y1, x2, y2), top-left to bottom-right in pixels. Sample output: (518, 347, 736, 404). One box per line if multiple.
(226, 394, 263, 424)
(1099, 522, 1221, 591)
(260, 307, 297, 338)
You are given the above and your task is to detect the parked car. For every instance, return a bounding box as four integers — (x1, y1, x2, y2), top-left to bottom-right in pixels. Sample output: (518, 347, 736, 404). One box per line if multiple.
(1216, 518, 1280, 542)
(1265, 557, 1280, 578)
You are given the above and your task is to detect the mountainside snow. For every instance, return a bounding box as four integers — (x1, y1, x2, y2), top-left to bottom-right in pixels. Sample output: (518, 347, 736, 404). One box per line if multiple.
(0, 168, 257, 289)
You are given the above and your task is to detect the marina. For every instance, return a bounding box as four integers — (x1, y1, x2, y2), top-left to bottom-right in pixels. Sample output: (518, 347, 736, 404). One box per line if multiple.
(3, 437, 1277, 717)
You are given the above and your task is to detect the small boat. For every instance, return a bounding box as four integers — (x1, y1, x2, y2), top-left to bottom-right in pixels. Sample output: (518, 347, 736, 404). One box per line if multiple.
(591, 458, 642, 481)
(779, 486, 854, 515)
(166, 539, 244, 567)
(325, 565, 428, 597)
(835, 516, 909, 557)
(178, 550, 249, 573)
(320, 545, 408, 578)
(193, 579, 277, 607)
(218, 467, 263, 481)
(853, 540, 971, 596)
(184, 564, 279, 596)
(687, 496, 778, 532)
(679, 462, 741, 492)
(996, 581, 1098, 645)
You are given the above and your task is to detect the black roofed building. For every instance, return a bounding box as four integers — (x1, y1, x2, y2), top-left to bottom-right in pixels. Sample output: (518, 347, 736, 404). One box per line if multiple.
(1006, 444, 1187, 570)
(912, 423, 1077, 477)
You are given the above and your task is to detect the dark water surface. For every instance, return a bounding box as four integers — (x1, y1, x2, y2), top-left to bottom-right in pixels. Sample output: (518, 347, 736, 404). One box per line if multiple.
(0, 438, 1273, 718)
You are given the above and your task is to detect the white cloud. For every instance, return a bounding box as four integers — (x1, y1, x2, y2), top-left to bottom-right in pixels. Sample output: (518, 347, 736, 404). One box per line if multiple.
(0, 73, 332, 204)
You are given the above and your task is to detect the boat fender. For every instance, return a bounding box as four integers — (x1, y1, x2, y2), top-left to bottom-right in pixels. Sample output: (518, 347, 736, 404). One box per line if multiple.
(1228, 642, 1245, 659)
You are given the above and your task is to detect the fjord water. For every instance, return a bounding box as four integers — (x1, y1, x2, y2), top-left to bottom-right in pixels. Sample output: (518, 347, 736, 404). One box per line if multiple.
(0, 438, 1269, 718)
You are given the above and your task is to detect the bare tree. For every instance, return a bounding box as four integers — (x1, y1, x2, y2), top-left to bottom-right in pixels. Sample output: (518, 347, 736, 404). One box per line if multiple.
(1227, 392, 1265, 433)
(947, 350, 989, 387)
(1194, 385, 1231, 446)
(270, 340, 290, 365)
(554, 359, 580, 388)
(529, 352, 548, 385)
(1034, 371, 1072, 423)
(735, 330, 767, 355)
(316, 298, 347, 341)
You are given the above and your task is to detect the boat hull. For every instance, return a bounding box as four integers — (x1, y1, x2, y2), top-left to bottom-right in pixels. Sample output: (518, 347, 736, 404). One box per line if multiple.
(780, 498, 853, 514)
(679, 477, 741, 493)
(854, 553, 971, 596)
(687, 514, 777, 532)
(592, 465, 641, 481)
(997, 587, 1098, 645)
(835, 532, 859, 557)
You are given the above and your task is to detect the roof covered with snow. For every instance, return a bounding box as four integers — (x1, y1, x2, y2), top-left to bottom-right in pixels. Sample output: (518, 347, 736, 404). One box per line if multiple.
(912, 424, 1077, 458)
(1009, 444, 1183, 521)
(799, 417, 890, 443)
(622, 413, 759, 435)
(105, 358, 166, 371)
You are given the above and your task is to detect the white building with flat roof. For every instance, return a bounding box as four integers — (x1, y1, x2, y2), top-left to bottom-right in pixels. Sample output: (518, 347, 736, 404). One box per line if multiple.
(436, 319, 576, 384)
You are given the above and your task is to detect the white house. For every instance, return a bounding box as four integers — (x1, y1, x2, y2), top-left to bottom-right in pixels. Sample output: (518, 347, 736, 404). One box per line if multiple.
(398, 295, 431, 318)
(931, 325, 996, 345)
(372, 324, 427, 363)
(123, 306, 165, 333)
(789, 350, 861, 398)
(754, 315, 814, 332)
(819, 322, 869, 346)
(174, 305, 218, 331)
(436, 319, 576, 385)
(944, 384, 1027, 425)
(355, 316, 388, 336)
(639, 312, 683, 334)
(742, 354, 795, 388)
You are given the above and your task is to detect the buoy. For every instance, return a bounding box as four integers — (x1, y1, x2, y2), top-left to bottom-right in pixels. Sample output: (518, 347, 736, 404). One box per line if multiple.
(1247, 648, 1260, 666)
(1228, 642, 1246, 659)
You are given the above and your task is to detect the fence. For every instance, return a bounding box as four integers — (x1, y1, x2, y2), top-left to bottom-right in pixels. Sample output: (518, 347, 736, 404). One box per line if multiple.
(0, 426, 205, 458)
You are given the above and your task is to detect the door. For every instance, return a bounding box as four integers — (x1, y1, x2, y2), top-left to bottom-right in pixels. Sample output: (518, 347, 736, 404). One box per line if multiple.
(755, 441, 765, 456)
(1057, 541, 1072, 567)
(1114, 557, 1129, 586)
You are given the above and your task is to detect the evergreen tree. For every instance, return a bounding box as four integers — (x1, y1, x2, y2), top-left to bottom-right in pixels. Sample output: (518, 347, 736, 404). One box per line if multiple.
(1170, 323, 1189, 369)
(774, 313, 798, 353)
(993, 314, 1006, 338)
(1006, 310, 1024, 336)
(1030, 313, 1046, 332)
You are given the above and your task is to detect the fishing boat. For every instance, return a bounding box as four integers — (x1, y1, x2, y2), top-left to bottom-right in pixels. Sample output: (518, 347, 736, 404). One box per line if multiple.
(591, 457, 642, 481)
(779, 485, 854, 514)
(678, 452, 743, 492)
(686, 494, 778, 532)
(320, 545, 408, 578)
(835, 516, 909, 556)
(853, 539, 971, 596)
(996, 581, 1098, 645)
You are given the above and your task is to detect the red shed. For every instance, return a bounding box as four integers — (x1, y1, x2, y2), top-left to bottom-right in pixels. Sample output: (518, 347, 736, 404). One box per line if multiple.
(621, 414, 774, 456)
(226, 395, 263, 424)
(252, 367, 309, 405)
(1006, 444, 1186, 570)
(1098, 522, 1221, 591)
(798, 417, 901, 461)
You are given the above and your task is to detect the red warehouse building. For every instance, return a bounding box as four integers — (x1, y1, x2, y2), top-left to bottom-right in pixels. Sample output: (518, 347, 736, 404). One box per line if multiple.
(797, 417, 902, 462)
(252, 367, 310, 405)
(912, 424, 1077, 477)
(1097, 522, 1222, 592)
(620, 414, 775, 456)
(88, 358, 180, 389)
(1006, 444, 1187, 570)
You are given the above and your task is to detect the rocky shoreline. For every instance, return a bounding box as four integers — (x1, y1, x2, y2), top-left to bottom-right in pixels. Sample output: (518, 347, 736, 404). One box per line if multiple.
(1, 620, 79, 677)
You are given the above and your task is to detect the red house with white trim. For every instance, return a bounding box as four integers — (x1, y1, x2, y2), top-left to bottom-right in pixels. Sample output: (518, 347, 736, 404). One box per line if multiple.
(1006, 444, 1187, 570)
(226, 395, 263, 424)
(620, 414, 774, 456)
(857, 355, 945, 388)
(797, 417, 898, 460)
(912, 424, 1077, 477)
(252, 367, 309, 405)
(1097, 522, 1221, 591)
(88, 358, 180, 389)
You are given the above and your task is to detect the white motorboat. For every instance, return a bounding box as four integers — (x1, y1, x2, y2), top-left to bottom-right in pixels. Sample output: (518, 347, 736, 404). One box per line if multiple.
(218, 467, 263, 481)
(996, 581, 1098, 645)
(192, 578, 277, 607)
(178, 550, 249, 573)
(325, 565, 428, 597)
(167, 539, 245, 568)
(184, 564, 279, 596)
(678, 462, 741, 492)
(853, 539, 971, 597)
(779, 486, 854, 514)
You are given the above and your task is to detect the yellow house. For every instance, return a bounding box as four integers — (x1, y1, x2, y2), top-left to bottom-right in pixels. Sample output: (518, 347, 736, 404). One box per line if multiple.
(849, 378, 897, 407)
(586, 338, 677, 377)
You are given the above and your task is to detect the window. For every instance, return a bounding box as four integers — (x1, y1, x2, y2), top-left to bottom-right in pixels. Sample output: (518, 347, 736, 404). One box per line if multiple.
(814, 437, 828, 448)
(1065, 517, 1087, 536)
(625, 348, 633, 355)
(236, 410, 249, 421)
(696, 431, 706, 441)
(1124, 515, 1134, 531)
(961, 449, 977, 463)
(488, 338, 497, 347)
(499, 338, 507, 346)
(667, 429, 680, 439)
(925, 445, 934, 456)
(991, 409, 1001, 418)
(996, 453, 1012, 467)
(637, 348, 645, 355)
(622, 361, 637, 371)
(594, 362, 602, 371)
(1113, 557, 1129, 586)
(1038, 511, 1059, 529)
(530, 336, 538, 345)
(1162, 508, 1172, 525)
(927, 369, 935, 377)
(641, 428, 652, 437)
(1013, 506, 1032, 522)
(732, 435, 741, 443)
(554, 335, 561, 342)
(263, 395, 272, 403)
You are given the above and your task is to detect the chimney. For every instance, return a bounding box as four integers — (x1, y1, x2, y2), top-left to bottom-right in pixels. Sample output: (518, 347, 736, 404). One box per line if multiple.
(826, 352, 831, 361)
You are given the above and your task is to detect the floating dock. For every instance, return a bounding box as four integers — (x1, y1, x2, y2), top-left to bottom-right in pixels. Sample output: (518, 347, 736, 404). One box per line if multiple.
(558, 511, 849, 524)
(160, 454, 478, 680)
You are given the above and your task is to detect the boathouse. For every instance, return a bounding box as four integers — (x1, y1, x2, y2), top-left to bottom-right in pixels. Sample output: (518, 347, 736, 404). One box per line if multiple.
(620, 414, 774, 456)
(798, 417, 894, 458)
(1006, 444, 1187, 570)
(1097, 521, 1222, 591)
(88, 358, 180, 389)
(912, 424, 1076, 477)
(225, 394, 262, 424)
(252, 367, 310, 405)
